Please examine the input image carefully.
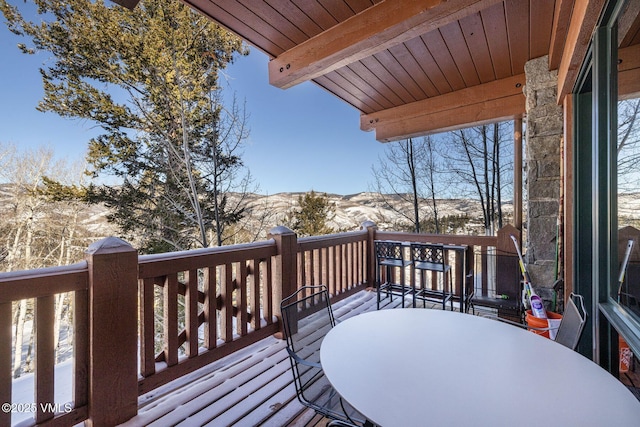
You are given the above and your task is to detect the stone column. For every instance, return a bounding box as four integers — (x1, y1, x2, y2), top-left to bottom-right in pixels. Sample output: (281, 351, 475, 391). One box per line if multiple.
(524, 56, 563, 303)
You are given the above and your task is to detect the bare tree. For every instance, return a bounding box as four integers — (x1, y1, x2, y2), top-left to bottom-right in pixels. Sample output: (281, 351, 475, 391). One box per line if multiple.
(0, 144, 107, 375)
(371, 137, 442, 233)
(440, 123, 513, 235)
(618, 99, 640, 192)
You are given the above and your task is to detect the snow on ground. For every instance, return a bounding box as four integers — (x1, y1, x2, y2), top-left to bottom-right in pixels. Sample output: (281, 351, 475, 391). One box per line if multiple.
(10, 359, 73, 427)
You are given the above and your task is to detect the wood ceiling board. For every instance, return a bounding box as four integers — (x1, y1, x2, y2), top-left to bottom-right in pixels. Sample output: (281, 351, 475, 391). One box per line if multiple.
(361, 74, 525, 130)
(216, 0, 296, 49)
(619, 1, 640, 48)
(183, 0, 290, 55)
(389, 42, 440, 98)
(333, 64, 397, 110)
(344, 0, 381, 12)
(459, 12, 496, 83)
(373, 93, 525, 142)
(439, 21, 482, 86)
(346, 61, 401, 109)
(619, 44, 640, 72)
(292, 0, 340, 30)
(557, 0, 606, 102)
(505, 0, 530, 74)
(349, 58, 402, 106)
(325, 71, 385, 111)
(269, 0, 504, 88)
(318, 0, 362, 21)
(377, 47, 430, 101)
(111, 0, 139, 10)
(404, 36, 453, 95)
(362, 54, 418, 105)
(618, 44, 640, 99)
(619, 67, 640, 100)
(549, 0, 574, 70)
(421, 29, 467, 91)
(618, 38, 640, 99)
(313, 74, 381, 113)
(529, 0, 556, 59)
(264, 0, 325, 38)
(236, 0, 310, 45)
(481, 2, 512, 78)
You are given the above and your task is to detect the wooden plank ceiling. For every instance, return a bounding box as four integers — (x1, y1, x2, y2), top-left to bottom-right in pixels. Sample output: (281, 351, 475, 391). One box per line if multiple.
(116, 0, 640, 142)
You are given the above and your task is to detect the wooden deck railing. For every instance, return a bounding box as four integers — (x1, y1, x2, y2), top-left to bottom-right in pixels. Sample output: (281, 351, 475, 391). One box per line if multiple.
(0, 263, 89, 427)
(297, 227, 370, 302)
(377, 223, 521, 305)
(0, 222, 520, 426)
(136, 239, 280, 395)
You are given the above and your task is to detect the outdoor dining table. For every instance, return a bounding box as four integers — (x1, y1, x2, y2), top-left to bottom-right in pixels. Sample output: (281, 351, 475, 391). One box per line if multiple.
(320, 309, 640, 427)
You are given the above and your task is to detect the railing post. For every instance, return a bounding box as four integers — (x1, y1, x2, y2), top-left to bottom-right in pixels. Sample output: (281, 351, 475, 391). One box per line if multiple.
(85, 237, 138, 426)
(269, 226, 298, 326)
(362, 221, 377, 289)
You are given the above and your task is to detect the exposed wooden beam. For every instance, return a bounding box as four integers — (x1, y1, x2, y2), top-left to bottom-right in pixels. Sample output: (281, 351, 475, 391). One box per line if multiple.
(556, 0, 606, 103)
(618, 0, 640, 47)
(514, 117, 523, 231)
(619, 44, 640, 100)
(370, 94, 524, 142)
(548, 0, 576, 70)
(269, 0, 502, 89)
(360, 74, 525, 141)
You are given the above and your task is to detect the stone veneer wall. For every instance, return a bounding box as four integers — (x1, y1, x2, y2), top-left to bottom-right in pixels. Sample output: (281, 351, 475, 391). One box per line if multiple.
(524, 56, 563, 304)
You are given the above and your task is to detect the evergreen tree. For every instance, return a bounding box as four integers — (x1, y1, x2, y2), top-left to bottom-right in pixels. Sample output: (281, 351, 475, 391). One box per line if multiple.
(1, 0, 250, 252)
(287, 191, 335, 237)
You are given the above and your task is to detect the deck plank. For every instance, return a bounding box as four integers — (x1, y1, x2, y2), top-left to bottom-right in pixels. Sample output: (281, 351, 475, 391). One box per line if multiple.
(119, 289, 420, 427)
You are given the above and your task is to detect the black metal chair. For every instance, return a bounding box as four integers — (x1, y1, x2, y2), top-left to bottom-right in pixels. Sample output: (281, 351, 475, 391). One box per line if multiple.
(463, 269, 475, 314)
(410, 243, 453, 310)
(499, 293, 587, 350)
(375, 240, 412, 309)
(552, 293, 588, 350)
(280, 285, 366, 426)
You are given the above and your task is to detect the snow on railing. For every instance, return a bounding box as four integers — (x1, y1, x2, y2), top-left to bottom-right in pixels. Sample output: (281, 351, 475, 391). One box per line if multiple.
(1, 223, 521, 426)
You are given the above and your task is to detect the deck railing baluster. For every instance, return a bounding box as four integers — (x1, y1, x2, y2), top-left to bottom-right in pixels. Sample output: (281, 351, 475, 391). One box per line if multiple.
(164, 273, 179, 367)
(185, 269, 199, 358)
(35, 295, 55, 424)
(238, 261, 248, 336)
(0, 301, 12, 427)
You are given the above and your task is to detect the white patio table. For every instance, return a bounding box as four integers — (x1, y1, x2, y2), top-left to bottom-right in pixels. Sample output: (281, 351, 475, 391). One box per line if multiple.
(320, 309, 640, 427)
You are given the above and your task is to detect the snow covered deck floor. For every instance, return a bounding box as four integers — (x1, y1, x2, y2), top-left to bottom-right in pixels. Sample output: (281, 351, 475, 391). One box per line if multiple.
(117, 289, 456, 427)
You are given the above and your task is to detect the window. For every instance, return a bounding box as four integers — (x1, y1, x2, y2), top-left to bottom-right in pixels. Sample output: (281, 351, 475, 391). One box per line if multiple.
(582, 0, 640, 371)
(615, 14, 640, 319)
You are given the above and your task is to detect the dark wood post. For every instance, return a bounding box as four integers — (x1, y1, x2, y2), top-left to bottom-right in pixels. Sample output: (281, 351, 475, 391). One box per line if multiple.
(269, 226, 298, 326)
(496, 225, 521, 319)
(514, 117, 523, 231)
(362, 221, 377, 289)
(85, 237, 138, 426)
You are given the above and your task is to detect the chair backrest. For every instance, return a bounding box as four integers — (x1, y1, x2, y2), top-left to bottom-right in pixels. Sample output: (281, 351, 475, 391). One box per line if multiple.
(280, 285, 335, 407)
(375, 240, 405, 263)
(555, 293, 587, 350)
(465, 269, 475, 299)
(410, 243, 447, 271)
(281, 285, 335, 360)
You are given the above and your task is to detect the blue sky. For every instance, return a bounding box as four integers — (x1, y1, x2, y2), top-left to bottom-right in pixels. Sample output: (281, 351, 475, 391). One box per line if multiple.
(0, 9, 389, 195)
